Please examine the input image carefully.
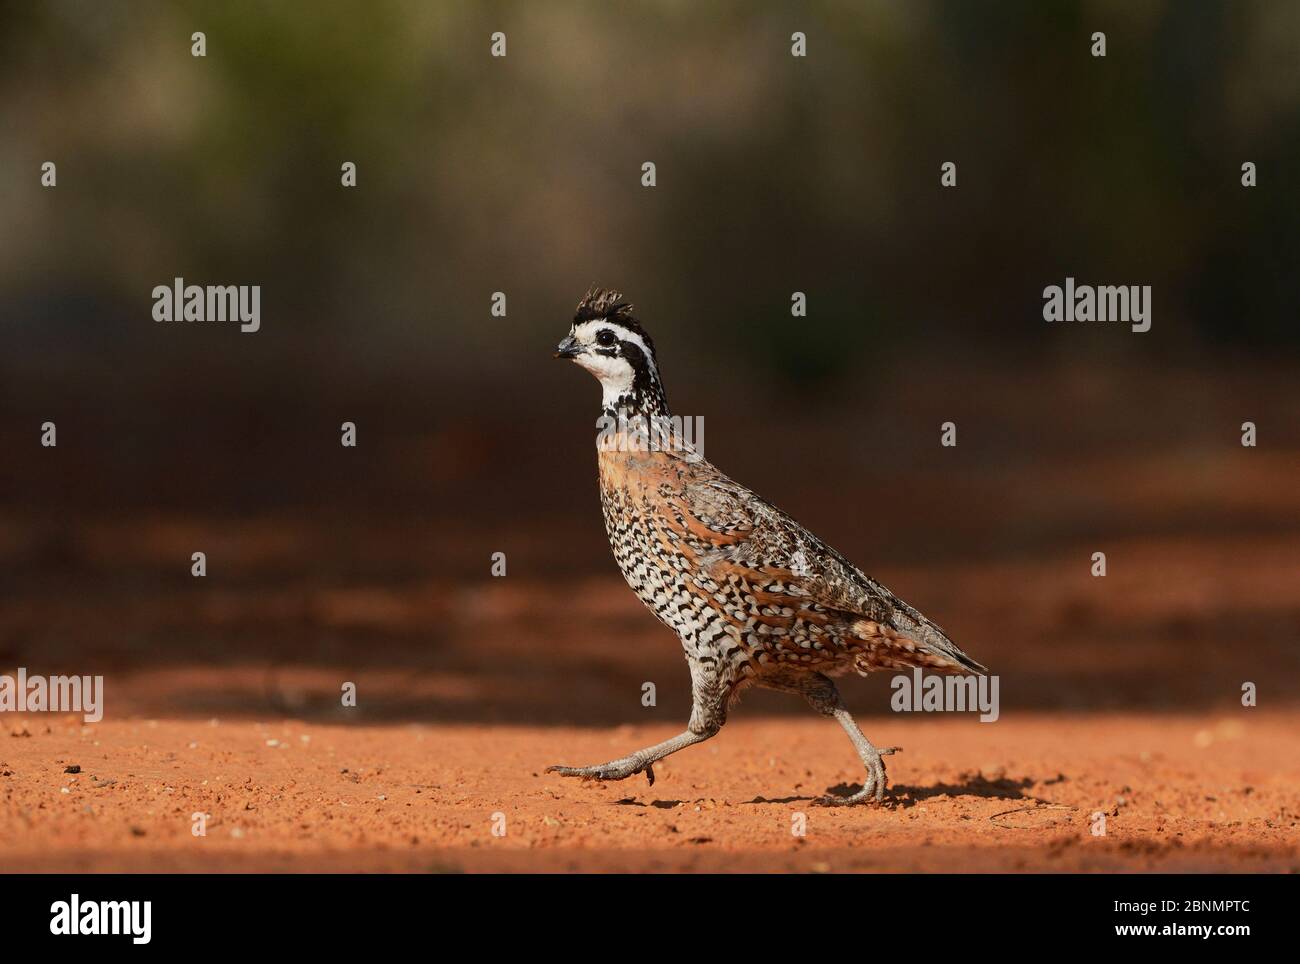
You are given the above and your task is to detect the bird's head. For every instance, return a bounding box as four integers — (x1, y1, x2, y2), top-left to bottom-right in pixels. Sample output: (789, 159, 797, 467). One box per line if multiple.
(555, 287, 669, 416)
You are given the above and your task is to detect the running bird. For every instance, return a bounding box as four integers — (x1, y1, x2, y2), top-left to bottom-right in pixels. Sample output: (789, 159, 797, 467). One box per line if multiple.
(548, 287, 986, 804)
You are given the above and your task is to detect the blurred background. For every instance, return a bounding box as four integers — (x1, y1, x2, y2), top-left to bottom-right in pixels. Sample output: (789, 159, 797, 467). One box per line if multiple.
(0, 0, 1296, 726)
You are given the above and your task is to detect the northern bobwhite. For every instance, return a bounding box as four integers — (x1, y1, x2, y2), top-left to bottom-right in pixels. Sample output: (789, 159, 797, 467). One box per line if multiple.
(548, 287, 986, 804)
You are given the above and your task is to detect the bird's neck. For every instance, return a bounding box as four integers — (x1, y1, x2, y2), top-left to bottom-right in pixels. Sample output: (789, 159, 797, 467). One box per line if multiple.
(596, 376, 702, 463)
(601, 377, 670, 420)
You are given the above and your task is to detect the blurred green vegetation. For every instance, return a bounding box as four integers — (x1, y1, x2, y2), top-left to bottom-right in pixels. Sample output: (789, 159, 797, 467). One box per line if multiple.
(0, 0, 1296, 393)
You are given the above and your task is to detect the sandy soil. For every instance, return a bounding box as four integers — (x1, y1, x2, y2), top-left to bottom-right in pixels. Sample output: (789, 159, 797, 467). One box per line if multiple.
(3, 518, 1299, 873)
(2, 709, 1296, 873)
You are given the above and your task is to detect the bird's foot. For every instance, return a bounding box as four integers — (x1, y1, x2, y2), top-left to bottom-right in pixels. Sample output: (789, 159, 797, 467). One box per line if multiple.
(546, 759, 656, 786)
(816, 745, 901, 806)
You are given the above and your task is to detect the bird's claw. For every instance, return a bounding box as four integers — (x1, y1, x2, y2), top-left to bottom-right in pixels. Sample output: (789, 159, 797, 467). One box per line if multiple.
(814, 745, 901, 806)
(545, 760, 653, 784)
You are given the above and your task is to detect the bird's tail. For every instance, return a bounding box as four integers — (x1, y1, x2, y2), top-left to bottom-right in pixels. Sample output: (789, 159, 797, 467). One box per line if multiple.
(898, 605, 987, 675)
(853, 607, 988, 676)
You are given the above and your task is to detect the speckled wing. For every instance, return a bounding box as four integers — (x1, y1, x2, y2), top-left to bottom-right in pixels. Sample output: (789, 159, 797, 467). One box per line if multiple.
(672, 468, 986, 675)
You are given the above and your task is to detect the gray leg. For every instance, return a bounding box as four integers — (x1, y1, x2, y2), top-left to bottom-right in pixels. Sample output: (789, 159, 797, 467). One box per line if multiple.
(760, 671, 900, 805)
(547, 659, 728, 788)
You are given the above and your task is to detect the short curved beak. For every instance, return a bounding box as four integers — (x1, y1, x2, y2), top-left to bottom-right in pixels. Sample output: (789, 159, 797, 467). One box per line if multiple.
(553, 335, 581, 359)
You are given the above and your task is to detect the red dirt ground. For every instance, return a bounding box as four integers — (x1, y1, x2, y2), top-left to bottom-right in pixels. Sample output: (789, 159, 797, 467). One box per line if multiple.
(2, 709, 1296, 873)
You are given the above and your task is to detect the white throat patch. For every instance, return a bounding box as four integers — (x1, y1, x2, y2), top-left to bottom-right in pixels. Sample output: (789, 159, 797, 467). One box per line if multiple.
(575, 351, 636, 406)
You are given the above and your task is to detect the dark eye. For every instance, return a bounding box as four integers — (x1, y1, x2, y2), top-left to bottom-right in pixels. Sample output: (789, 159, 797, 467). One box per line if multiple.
(596, 329, 616, 347)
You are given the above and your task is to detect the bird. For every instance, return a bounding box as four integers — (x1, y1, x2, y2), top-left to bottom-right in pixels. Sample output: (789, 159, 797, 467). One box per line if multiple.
(547, 287, 986, 804)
